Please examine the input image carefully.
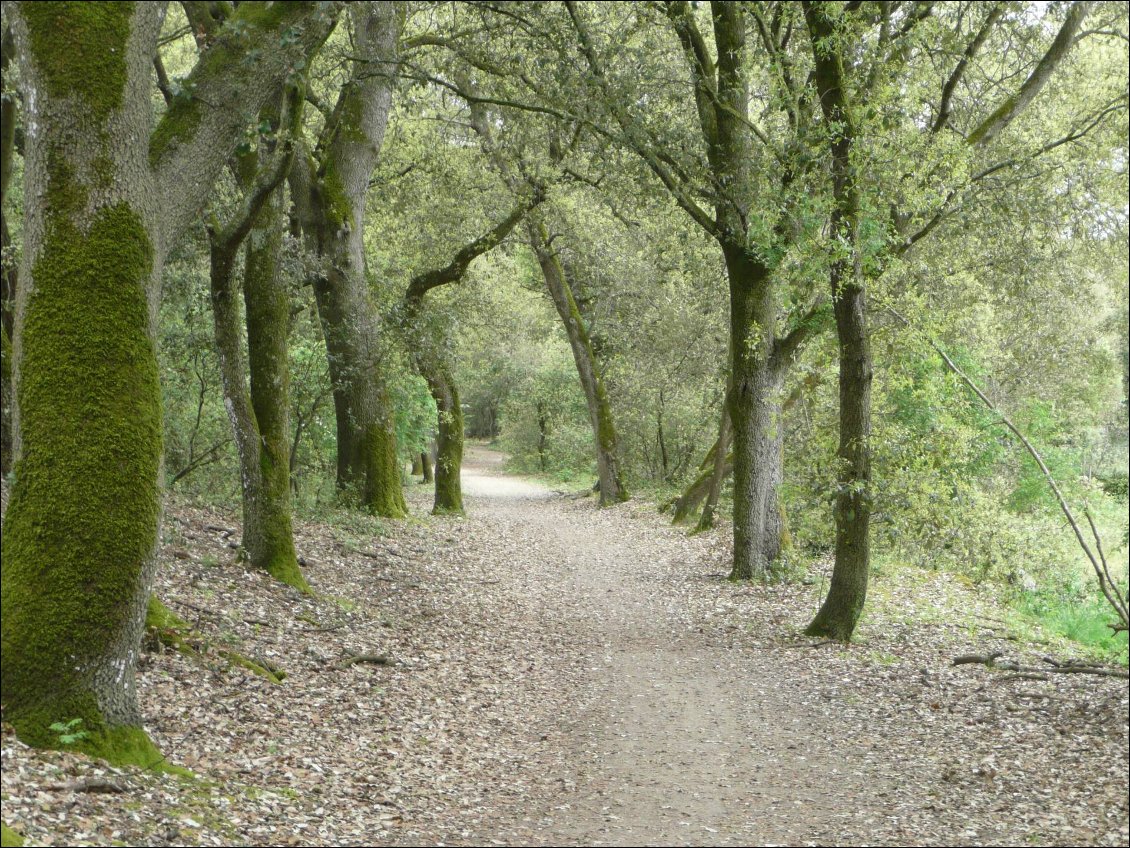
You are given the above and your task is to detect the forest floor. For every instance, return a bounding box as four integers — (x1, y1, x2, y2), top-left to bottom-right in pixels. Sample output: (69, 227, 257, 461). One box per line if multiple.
(2, 444, 1128, 847)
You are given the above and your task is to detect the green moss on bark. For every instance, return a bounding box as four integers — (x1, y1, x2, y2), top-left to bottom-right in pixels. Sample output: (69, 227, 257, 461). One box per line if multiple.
(320, 163, 353, 232)
(362, 422, 407, 518)
(149, 97, 201, 167)
(149, 0, 316, 166)
(22, 2, 134, 120)
(0, 184, 161, 753)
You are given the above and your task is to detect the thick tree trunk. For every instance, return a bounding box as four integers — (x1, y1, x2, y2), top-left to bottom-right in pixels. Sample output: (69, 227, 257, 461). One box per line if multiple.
(421, 450, 434, 484)
(1, 2, 335, 760)
(2, 4, 167, 762)
(529, 222, 628, 506)
(291, 2, 406, 518)
(725, 246, 787, 580)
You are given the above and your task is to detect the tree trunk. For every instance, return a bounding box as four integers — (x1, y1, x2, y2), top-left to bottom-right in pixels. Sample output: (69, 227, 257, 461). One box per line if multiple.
(290, 2, 406, 518)
(421, 450, 434, 483)
(529, 221, 628, 506)
(696, 391, 732, 532)
(537, 402, 550, 472)
(2, 4, 167, 763)
(1, 1, 335, 760)
(242, 183, 305, 590)
(804, 1, 872, 640)
(807, 283, 871, 640)
(725, 246, 787, 580)
(1, 26, 16, 475)
(424, 364, 465, 515)
(411, 455, 423, 476)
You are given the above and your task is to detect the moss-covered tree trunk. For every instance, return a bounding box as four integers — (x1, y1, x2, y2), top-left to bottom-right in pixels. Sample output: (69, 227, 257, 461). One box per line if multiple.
(243, 178, 306, 588)
(1, 5, 166, 759)
(290, 2, 406, 518)
(207, 97, 308, 592)
(423, 362, 464, 515)
(1, 1, 334, 761)
(529, 221, 629, 507)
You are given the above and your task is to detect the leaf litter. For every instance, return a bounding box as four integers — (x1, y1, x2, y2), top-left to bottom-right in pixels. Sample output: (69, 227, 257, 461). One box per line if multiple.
(1, 447, 1126, 846)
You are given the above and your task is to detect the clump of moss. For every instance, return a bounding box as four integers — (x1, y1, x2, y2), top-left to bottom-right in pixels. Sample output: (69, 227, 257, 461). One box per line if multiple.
(21, 2, 134, 120)
(1, 823, 25, 848)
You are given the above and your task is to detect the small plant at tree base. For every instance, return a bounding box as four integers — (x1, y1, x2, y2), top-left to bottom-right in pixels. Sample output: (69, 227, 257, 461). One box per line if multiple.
(49, 718, 89, 746)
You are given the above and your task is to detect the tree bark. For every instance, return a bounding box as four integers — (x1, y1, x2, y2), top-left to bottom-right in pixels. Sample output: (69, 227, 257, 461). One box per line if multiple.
(420, 450, 434, 483)
(1, 1, 335, 760)
(529, 221, 629, 506)
(724, 245, 788, 579)
(290, 2, 406, 518)
(424, 364, 465, 515)
(804, 1, 872, 641)
(1, 25, 17, 475)
(696, 388, 732, 532)
(207, 93, 307, 592)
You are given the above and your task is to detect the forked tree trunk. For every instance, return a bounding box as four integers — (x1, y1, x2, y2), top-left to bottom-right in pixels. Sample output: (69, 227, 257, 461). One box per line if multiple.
(1, 2, 334, 760)
(290, 2, 406, 518)
(529, 222, 628, 506)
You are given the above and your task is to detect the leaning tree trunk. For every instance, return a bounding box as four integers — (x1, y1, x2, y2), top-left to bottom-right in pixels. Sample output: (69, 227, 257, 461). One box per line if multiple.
(291, 2, 406, 517)
(1, 1, 335, 761)
(400, 188, 542, 516)
(529, 221, 628, 506)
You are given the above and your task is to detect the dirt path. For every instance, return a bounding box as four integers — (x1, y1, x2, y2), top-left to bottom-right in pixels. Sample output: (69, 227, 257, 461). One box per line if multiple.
(454, 445, 883, 845)
(2, 445, 1126, 847)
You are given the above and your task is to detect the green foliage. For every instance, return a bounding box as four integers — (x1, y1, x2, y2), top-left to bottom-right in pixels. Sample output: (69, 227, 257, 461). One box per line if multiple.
(48, 717, 90, 746)
(1018, 583, 1130, 665)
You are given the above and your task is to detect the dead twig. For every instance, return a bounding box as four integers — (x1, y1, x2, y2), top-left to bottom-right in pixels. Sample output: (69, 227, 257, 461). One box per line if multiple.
(333, 652, 392, 670)
(953, 651, 1129, 679)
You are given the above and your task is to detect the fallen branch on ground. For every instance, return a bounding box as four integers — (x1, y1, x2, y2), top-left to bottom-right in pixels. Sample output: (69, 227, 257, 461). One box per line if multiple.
(952, 652, 1128, 679)
(333, 653, 392, 670)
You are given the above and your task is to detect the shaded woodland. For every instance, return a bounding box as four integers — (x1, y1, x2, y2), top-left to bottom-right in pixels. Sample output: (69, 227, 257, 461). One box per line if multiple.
(0, 2, 1127, 846)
